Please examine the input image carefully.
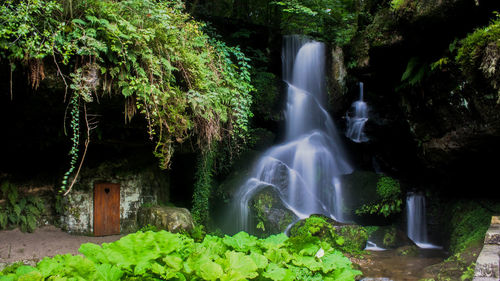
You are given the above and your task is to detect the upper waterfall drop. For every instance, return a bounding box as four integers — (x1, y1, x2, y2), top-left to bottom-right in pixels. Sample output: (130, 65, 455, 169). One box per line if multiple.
(233, 36, 353, 233)
(346, 82, 369, 143)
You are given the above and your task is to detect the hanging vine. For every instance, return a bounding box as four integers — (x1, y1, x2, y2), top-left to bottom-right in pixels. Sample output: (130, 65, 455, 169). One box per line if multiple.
(1, 0, 254, 193)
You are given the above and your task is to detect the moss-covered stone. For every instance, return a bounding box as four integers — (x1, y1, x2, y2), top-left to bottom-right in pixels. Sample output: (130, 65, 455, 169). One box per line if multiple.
(137, 206, 194, 233)
(368, 225, 415, 249)
(289, 215, 369, 254)
(396, 245, 419, 257)
(249, 186, 296, 235)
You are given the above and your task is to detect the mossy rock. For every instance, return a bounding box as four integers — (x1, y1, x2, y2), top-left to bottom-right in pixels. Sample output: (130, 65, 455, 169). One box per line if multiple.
(249, 186, 297, 235)
(337, 225, 370, 253)
(137, 206, 194, 233)
(289, 215, 368, 254)
(396, 245, 419, 257)
(368, 225, 415, 249)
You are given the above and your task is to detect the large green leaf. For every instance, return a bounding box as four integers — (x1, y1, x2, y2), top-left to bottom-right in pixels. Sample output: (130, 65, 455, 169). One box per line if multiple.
(163, 255, 183, 271)
(223, 251, 258, 280)
(249, 252, 268, 269)
(199, 260, 223, 281)
(94, 264, 123, 281)
(222, 231, 258, 253)
(263, 263, 294, 281)
(320, 250, 351, 273)
(292, 255, 322, 272)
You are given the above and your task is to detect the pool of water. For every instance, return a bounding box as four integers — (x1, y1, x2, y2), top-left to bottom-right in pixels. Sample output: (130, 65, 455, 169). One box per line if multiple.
(356, 248, 447, 280)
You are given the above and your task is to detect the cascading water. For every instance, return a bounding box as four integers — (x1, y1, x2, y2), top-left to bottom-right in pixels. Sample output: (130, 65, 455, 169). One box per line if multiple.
(406, 193, 441, 249)
(234, 36, 352, 232)
(346, 82, 369, 143)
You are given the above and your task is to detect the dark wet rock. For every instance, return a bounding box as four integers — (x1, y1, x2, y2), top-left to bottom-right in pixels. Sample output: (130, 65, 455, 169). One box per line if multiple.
(396, 245, 419, 257)
(137, 206, 194, 233)
(369, 226, 415, 249)
(249, 186, 296, 235)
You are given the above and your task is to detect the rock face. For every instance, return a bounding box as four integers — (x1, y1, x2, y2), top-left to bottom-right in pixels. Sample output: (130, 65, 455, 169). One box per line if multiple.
(336, 0, 500, 191)
(368, 226, 416, 249)
(137, 206, 194, 233)
(249, 186, 297, 235)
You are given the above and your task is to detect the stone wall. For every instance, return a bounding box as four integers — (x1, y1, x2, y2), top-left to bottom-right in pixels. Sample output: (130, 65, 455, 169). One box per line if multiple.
(60, 161, 169, 235)
(473, 216, 500, 281)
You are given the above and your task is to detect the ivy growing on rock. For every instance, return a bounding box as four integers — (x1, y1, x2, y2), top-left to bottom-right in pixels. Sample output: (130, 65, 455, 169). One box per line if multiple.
(0, 0, 253, 192)
(355, 175, 402, 218)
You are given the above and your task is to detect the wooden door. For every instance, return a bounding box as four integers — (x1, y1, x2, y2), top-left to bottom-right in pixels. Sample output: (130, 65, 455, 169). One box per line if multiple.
(94, 183, 120, 236)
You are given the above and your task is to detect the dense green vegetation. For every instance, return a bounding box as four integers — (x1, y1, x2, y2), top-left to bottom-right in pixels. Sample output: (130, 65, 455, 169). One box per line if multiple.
(0, 230, 361, 280)
(0, 0, 253, 192)
(0, 182, 45, 233)
(272, 0, 357, 45)
(289, 216, 368, 255)
(355, 175, 402, 218)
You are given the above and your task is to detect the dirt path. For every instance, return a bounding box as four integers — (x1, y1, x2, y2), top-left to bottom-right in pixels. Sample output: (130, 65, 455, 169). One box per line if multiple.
(0, 225, 123, 268)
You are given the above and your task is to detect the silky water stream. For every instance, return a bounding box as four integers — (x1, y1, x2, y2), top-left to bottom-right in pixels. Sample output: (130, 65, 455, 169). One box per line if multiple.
(229, 36, 445, 280)
(233, 36, 352, 231)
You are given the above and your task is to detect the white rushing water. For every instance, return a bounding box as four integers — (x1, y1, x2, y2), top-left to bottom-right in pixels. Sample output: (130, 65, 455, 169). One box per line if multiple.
(364, 240, 386, 251)
(406, 193, 441, 249)
(234, 36, 352, 232)
(346, 82, 369, 143)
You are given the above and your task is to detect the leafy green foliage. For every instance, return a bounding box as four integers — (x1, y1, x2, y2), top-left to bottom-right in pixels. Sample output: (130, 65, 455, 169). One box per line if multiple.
(390, 0, 405, 10)
(456, 12, 500, 100)
(3, 230, 362, 280)
(456, 13, 500, 73)
(192, 147, 216, 226)
(445, 200, 498, 254)
(272, 0, 357, 45)
(251, 71, 280, 121)
(0, 0, 254, 184)
(399, 57, 431, 87)
(289, 216, 368, 255)
(356, 175, 402, 217)
(60, 93, 80, 192)
(0, 182, 45, 233)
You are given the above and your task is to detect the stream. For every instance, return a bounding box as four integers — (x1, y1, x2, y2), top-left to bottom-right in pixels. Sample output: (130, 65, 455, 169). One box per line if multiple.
(358, 248, 447, 280)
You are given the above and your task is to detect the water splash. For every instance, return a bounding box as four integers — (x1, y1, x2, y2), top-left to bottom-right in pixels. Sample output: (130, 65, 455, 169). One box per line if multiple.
(233, 36, 352, 232)
(406, 193, 441, 249)
(365, 240, 386, 251)
(346, 82, 369, 143)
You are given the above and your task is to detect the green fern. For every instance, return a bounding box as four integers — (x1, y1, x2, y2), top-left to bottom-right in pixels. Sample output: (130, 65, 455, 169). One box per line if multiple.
(0, 181, 45, 232)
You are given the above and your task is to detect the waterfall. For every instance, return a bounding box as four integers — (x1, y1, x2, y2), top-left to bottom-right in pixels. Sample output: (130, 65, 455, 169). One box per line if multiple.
(346, 82, 369, 143)
(406, 193, 441, 249)
(234, 36, 352, 232)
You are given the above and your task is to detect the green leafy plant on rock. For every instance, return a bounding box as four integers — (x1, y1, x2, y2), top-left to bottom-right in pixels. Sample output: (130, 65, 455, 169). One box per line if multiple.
(0, 182, 45, 233)
(289, 216, 368, 255)
(356, 175, 402, 217)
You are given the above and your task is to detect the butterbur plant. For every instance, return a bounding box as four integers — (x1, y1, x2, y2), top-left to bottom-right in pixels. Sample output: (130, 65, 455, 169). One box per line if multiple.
(2, 230, 363, 280)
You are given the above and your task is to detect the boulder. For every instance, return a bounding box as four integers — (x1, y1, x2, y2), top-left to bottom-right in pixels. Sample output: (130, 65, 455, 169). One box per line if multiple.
(289, 215, 368, 253)
(249, 186, 297, 234)
(368, 225, 415, 249)
(137, 206, 194, 233)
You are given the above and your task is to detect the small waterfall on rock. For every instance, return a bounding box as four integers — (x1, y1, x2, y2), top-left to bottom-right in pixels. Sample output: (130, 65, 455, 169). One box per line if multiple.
(234, 36, 352, 232)
(346, 82, 369, 143)
(406, 193, 441, 249)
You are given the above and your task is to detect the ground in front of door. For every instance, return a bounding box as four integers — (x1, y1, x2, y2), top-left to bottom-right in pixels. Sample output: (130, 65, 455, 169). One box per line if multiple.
(0, 225, 122, 270)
